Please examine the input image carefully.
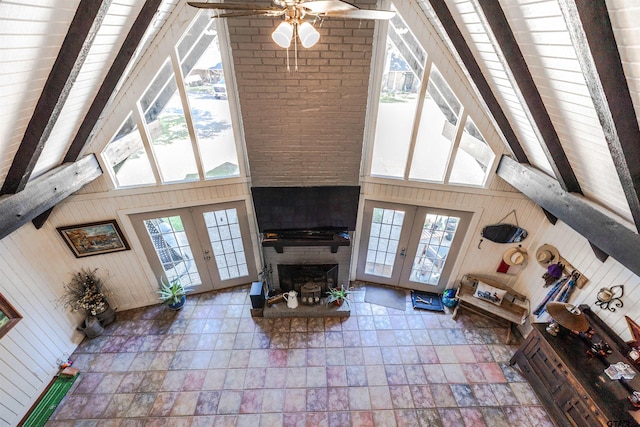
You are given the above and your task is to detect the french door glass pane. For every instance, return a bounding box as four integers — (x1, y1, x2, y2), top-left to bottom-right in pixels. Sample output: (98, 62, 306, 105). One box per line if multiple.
(410, 66, 461, 182)
(449, 117, 495, 186)
(103, 114, 155, 187)
(143, 216, 201, 286)
(178, 18, 240, 179)
(410, 214, 460, 285)
(365, 207, 405, 277)
(140, 59, 198, 183)
(370, 7, 425, 178)
(203, 209, 249, 281)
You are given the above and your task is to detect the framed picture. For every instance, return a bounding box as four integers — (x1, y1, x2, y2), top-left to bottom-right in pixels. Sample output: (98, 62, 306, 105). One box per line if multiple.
(0, 292, 22, 339)
(57, 220, 130, 258)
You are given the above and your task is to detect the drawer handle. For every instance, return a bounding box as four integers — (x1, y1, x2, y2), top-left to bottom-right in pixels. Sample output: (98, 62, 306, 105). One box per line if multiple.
(582, 395, 588, 400)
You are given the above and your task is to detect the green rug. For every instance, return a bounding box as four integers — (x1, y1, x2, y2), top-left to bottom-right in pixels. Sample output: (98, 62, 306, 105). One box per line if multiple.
(21, 374, 78, 426)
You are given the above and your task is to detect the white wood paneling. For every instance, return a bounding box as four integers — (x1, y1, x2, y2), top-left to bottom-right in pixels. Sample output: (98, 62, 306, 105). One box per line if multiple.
(0, 1, 80, 185)
(0, 228, 82, 427)
(513, 220, 640, 342)
(501, 0, 632, 222)
(607, 0, 640, 131)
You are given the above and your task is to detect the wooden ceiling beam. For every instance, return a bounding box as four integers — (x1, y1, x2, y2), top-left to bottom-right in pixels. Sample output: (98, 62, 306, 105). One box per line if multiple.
(558, 0, 640, 230)
(64, 0, 164, 163)
(32, 0, 164, 230)
(0, 0, 111, 196)
(426, 0, 529, 163)
(0, 155, 102, 240)
(497, 155, 637, 275)
(474, 0, 581, 194)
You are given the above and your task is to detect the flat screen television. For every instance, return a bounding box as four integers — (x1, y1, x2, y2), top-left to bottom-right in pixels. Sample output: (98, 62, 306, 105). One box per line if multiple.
(251, 186, 360, 232)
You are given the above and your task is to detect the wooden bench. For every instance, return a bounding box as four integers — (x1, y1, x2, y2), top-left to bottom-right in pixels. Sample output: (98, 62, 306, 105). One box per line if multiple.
(452, 274, 529, 344)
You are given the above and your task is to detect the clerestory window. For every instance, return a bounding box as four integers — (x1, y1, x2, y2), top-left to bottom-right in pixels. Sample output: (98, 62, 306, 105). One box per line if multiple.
(369, 5, 495, 187)
(102, 13, 240, 188)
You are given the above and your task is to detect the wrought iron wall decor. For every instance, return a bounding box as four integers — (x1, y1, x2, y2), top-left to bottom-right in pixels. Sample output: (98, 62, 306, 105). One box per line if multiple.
(595, 285, 624, 312)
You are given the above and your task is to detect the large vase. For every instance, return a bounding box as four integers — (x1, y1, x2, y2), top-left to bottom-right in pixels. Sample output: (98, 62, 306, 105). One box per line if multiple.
(95, 302, 116, 326)
(77, 316, 104, 339)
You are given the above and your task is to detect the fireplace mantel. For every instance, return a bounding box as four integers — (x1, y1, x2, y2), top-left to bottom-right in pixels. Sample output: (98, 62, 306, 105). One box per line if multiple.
(260, 231, 350, 253)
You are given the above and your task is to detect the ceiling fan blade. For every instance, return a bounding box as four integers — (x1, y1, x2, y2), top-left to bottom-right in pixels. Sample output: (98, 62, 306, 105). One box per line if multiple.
(187, 2, 281, 12)
(210, 10, 283, 18)
(323, 8, 395, 19)
(299, 0, 357, 14)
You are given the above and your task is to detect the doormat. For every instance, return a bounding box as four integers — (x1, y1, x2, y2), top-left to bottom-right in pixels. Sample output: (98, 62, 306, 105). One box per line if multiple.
(411, 290, 444, 312)
(364, 284, 406, 311)
(21, 373, 79, 426)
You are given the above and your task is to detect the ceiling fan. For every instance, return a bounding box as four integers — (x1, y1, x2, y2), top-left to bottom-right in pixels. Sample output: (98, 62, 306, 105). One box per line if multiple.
(187, 0, 396, 22)
(188, 0, 395, 70)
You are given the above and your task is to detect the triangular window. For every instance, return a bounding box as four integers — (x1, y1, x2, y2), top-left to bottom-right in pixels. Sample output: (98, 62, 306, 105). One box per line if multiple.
(102, 13, 240, 187)
(369, 5, 494, 187)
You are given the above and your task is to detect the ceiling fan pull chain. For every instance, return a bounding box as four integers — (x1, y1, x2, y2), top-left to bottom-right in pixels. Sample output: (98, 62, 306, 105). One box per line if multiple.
(286, 45, 290, 72)
(294, 24, 299, 72)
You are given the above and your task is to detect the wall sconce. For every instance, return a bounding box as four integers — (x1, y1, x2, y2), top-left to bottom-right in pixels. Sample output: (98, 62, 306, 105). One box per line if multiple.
(595, 285, 624, 312)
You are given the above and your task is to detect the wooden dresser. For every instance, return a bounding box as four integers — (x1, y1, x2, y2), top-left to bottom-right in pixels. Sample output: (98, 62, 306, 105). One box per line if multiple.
(510, 306, 640, 426)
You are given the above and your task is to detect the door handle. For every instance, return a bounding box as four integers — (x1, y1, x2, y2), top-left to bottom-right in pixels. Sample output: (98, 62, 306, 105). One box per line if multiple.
(400, 248, 406, 257)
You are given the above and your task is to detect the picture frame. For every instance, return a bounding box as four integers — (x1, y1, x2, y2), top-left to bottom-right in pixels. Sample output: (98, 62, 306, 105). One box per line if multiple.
(57, 220, 130, 258)
(0, 292, 22, 339)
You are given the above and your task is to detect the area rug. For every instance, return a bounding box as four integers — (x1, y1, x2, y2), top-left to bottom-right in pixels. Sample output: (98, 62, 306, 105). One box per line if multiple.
(411, 290, 445, 312)
(364, 284, 406, 311)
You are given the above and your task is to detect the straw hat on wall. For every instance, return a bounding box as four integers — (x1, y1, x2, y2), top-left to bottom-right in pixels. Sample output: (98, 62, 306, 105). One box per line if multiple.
(503, 246, 527, 266)
(536, 244, 560, 267)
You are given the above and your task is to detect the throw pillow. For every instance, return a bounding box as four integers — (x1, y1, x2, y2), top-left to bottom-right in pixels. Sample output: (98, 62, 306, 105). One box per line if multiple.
(473, 281, 506, 306)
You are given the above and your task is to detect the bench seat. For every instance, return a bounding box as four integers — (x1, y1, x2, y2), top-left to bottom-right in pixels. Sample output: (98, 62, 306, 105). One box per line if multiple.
(453, 274, 528, 343)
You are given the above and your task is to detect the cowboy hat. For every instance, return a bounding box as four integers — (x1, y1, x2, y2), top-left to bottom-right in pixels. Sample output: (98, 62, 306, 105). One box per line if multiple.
(503, 246, 527, 266)
(536, 244, 560, 267)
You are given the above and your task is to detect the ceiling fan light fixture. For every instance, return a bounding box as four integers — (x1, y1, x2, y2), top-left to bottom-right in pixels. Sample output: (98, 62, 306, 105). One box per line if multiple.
(272, 21, 293, 48)
(298, 21, 319, 48)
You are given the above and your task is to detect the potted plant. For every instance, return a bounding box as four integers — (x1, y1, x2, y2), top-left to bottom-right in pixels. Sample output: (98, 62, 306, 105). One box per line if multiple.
(158, 276, 191, 310)
(326, 284, 352, 307)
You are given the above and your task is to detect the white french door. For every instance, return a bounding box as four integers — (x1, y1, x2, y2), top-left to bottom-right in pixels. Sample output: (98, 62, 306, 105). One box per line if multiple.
(131, 201, 257, 293)
(356, 200, 471, 292)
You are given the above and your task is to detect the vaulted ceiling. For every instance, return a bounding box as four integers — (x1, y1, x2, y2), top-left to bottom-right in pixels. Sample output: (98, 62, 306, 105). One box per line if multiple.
(1, 0, 639, 272)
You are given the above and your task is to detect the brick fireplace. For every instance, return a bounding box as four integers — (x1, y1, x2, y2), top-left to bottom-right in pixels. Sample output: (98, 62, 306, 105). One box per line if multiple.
(262, 242, 352, 294)
(251, 186, 360, 301)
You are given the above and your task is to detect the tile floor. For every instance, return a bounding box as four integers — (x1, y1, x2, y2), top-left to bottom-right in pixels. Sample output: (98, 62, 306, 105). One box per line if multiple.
(47, 283, 553, 426)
